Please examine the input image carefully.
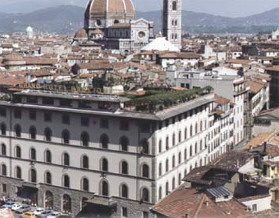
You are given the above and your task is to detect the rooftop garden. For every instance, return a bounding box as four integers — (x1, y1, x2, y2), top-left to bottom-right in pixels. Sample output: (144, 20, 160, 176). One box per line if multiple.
(124, 86, 213, 113)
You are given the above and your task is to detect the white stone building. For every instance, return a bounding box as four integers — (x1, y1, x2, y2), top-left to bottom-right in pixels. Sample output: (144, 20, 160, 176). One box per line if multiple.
(0, 88, 236, 217)
(167, 69, 248, 146)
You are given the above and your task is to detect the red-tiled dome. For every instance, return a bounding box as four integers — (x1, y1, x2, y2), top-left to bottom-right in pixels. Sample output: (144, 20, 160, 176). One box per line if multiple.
(85, 0, 135, 19)
(74, 28, 88, 39)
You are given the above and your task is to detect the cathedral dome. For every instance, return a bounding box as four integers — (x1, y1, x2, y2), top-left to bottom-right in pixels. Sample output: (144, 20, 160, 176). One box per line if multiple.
(85, 0, 135, 29)
(74, 28, 88, 39)
(86, 0, 135, 17)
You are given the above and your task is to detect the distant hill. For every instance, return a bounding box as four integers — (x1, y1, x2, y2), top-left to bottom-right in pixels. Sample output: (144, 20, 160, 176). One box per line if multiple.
(0, 5, 84, 33)
(0, 5, 279, 34)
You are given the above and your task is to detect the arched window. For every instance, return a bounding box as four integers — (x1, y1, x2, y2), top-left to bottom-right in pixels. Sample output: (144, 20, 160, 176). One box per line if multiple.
(120, 184, 128, 198)
(62, 194, 71, 213)
(142, 188, 149, 202)
(45, 128, 52, 141)
(172, 155, 176, 168)
(142, 164, 149, 178)
(121, 161, 128, 175)
(81, 197, 88, 209)
(190, 125, 193, 137)
(190, 145, 193, 157)
(200, 121, 203, 132)
(100, 134, 109, 149)
(165, 159, 169, 172)
(15, 166, 21, 179)
(141, 138, 149, 154)
(14, 124, 21, 137)
(29, 126, 36, 139)
(45, 150, 52, 163)
(15, 146, 21, 158)
(81, 132, 89, 146)
(30, 168, 37, 183)
(63, 153, 70, 166)
(158, 140, 162, 153)
(179, 173, 182, 184)
(2, 164, 7, 176)
(178, 152, 181, 164)
(184, 128, 187, 140)
(172, 133, 175, 146)
(159, 163, 162, 176)
(166, 136, 169, 150)
(82, 178, 89, 191)
(165, 182, 169, 195)
(82, 155, 89, 169)
(200, 140, 203, 151)
(45, 171, 52, 184)
(172, 177, 175, 190)
(62, 130, 70, 144)
(100, 180, 109, 196)
(172, 1, 177, 11)
(63, 175, 70, 188)
(179, 131, 181, 143)
(101, 158, 108, 172)
(1, 123, 6, 136)
(159, 186, 162, 200)
(120, 136, 129, 151)
(45, 191, 53, 209)
(30, 148, 36, 160)
(195, 143, 198, 154)
(184, 148, 187, 160)
(1, 143, 6, 156)
(195, 123, 198, 134)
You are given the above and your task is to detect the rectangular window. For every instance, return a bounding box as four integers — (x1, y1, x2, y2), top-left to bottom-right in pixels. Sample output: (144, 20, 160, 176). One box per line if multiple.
(42, 97, 54, 105)
(81, 116, 89, 127)
(60, 99, 72, 107)
(44, 112, 52, 122)
(143, 212, 149, 218)
(2, 184, 6, 193)
(252, 204, 257, 211)
(14, 109, 22, 119)
(27, 96, 37, 104)
(62, 114, 70, 125)
(140, 122, 150, 133)
(100, 118, 109, 129)
(122, 207, 128, 217)
(120, 120, 129, 131)
(29, 110, 36, 120)
(78, 101, 91, 109)
(0, 108, 6, 117)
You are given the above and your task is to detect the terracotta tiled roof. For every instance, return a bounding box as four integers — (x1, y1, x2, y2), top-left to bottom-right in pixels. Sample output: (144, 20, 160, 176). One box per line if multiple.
(86, 0, 135, 17)
(158, 52, 200, 59)
(109, 23, 131, 28)
(242, 131, 276, 151)
(215, 94, 230, 105)
(152, 187, 252, 218)
(266, 66, 279, 72)
(247, 80, 264, 93)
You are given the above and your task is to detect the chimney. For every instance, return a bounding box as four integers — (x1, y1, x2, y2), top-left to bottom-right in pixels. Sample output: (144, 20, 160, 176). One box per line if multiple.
(263, 142, 267, 153)
(236, 160, 240, 169)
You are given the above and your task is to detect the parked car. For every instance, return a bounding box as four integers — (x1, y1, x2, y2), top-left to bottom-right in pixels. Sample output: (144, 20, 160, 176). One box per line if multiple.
(1, 201, 15, 209)
(20, 211, 36, 218)
(47, 211, 61, 218)
(38, 210, 53, 217)
(33, 207, 45, 215)
(15, 205, 31, 214)
(11, 202, 22, 211)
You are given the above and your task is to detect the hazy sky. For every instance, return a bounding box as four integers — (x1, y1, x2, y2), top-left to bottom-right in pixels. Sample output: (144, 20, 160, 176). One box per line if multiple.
(1, 0, 279, 17)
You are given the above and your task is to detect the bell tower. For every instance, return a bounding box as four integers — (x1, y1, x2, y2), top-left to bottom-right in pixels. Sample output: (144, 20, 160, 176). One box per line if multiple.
(162, 0, 182, 49)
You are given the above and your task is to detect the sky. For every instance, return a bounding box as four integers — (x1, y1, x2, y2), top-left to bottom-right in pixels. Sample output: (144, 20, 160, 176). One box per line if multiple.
(1, 0, 279, 17)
